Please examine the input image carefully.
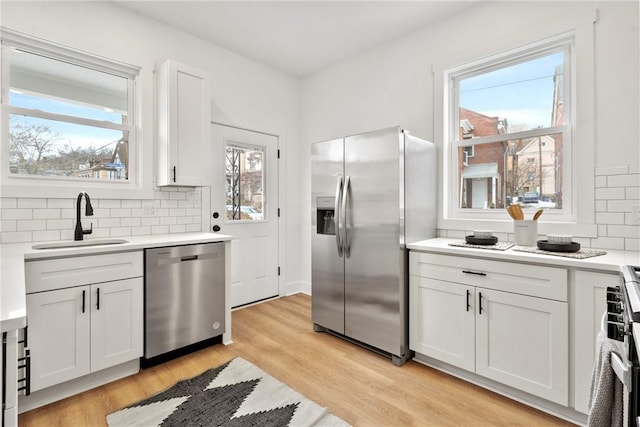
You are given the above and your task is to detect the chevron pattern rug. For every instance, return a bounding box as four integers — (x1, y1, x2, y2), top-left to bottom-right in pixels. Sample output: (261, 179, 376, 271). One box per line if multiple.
(107, 357, 350, 427)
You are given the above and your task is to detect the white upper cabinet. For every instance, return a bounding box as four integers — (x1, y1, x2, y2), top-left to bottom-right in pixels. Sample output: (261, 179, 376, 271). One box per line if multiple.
(156, 60, 211, 186)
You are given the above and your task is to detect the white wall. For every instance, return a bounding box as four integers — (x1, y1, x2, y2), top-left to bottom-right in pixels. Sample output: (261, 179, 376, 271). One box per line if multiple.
(0, 1, 304, 292)
(299, 1, 639, 289)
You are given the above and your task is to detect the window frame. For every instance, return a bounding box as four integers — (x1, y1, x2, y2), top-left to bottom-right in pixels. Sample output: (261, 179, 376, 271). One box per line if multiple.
(433, 14, 598, 238)
(224, 141, 267, 223)
(0, 28, 147, 198)
(447, 34, 574, 221)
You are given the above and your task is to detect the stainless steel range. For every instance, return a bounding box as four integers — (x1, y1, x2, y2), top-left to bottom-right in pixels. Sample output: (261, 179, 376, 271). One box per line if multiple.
(604, 265, 640, 426)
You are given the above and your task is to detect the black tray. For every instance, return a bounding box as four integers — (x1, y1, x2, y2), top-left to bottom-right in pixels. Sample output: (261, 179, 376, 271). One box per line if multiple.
(465, 235, 498, 245)
(536, 240, 581, 253)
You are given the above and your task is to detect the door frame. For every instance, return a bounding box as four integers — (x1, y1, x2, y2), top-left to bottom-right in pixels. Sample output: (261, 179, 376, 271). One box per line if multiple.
(202, 121, 282, 299)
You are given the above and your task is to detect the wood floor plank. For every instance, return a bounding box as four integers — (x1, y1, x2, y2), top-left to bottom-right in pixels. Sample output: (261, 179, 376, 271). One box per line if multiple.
(18, 294, 576, 426)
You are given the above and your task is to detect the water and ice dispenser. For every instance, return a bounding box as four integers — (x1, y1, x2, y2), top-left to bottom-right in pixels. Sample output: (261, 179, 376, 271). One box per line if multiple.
(316, 197, 336, 235)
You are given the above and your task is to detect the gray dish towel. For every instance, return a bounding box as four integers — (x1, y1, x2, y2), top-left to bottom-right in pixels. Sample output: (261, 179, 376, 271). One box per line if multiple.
(588, 330, 624, 427)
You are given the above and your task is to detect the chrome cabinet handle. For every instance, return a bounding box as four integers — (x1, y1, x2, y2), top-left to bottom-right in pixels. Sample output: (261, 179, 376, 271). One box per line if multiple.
(334, 176, 343, 257)
(342, 175, 351, 259)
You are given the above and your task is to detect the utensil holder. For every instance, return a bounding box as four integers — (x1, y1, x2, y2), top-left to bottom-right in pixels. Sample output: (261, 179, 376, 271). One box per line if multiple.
(514, 220, 538, 246)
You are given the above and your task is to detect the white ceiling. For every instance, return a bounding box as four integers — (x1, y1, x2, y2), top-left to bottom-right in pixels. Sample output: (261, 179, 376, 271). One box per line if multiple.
(114, 1, 475, 78)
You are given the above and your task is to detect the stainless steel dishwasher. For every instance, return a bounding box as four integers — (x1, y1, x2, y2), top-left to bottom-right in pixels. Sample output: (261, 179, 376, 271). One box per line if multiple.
(144, 242, 225, 361)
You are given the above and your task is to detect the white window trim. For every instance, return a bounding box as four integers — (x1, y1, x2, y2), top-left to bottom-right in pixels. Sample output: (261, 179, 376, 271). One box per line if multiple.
(0, 27, 153, 199)
(433, 10, 597, 237)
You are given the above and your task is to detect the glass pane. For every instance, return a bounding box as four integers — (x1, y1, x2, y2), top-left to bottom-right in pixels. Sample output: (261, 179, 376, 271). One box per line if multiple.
(458, 133, 563, 210)
(9, 114, 128, 181)
(9, 49, 128, 124)
(459, 51, 564, 135)
(225, 145, 265, 221)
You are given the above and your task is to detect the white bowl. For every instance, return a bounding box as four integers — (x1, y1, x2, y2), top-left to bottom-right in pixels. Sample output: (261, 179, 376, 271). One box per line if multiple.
(547, 234, 573, 245)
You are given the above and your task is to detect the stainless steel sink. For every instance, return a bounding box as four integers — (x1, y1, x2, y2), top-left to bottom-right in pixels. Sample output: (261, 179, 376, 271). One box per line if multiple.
(32, 239, 129, 250)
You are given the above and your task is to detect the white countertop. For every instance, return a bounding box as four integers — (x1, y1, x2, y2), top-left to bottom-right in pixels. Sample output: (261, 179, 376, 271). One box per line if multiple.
(0, 232, 232, 332)
(408, 238, 640, 272)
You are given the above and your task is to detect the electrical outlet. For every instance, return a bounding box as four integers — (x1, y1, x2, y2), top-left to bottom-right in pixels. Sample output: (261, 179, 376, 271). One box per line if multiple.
(142, 201, 157, 216)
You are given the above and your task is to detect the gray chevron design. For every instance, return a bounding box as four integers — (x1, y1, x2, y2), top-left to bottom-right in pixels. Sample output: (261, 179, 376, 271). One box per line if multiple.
(107, 357, 350, 427)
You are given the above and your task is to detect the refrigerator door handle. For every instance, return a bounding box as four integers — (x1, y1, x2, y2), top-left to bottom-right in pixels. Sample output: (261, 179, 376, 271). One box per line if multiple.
(342, 174, 351, 258)
(335, 175, 343, 257)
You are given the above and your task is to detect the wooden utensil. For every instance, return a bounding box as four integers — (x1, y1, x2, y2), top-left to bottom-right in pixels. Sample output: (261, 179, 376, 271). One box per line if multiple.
(513, 204, 524, 220)
(533, 209, 543, 221)
(506, 205, 517, 220)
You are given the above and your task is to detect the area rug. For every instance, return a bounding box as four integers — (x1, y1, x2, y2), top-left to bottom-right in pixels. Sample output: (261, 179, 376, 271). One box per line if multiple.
(107, 357, 350, 427)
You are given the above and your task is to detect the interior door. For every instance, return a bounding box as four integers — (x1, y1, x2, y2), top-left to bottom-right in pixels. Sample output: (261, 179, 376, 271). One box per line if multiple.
(211, 124, 279, 307)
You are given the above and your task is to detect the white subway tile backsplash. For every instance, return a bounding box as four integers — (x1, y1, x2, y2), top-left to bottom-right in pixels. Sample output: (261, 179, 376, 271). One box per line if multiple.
(121, 200, 142, 209)
(186, 224, 202, 233)
(596, 212, 625, 225)
(627, 187, 640, 200)
(630, 166, 640, 174)
(33, 209, 61, 220)
(120, 217, 141, 227)
(141, 217, 160, 226)
(595, 176, 607, 188)
(17, 198, 47, 209)
(596, 187, 626, 200)
(170, 191, 187, 200)
(17, 220, 46, 231)
(132, 226, 152, 236)
(2, 209, 33, 220)
(608, 200, 635, 213)
(47, 199, 73, 208)
(98, 218, 121, 228)
(160, 216, 177, 226)
(110, 208, 132, 218)
(626, 238, 640, 252)
(98, 199, 121, 208)
(626, 213, 640, 226)
(110, 228, 132, 237)
(169, 208, 185, 217)
(33, 230, 60, 242)
(607, 225, 640, 238)
(608, 174, 640, 188)
(596, 166, 629, 176)
(160, 199, 178, 208)
(1, 220, 17, 232)
(591, 236, 625, 250)
(0, 198, 17, 209)
(169, 224, 186, 233)
(46, 219, 74, 230)
(598, 224, 608, 236)
(1, 231, 32, 243)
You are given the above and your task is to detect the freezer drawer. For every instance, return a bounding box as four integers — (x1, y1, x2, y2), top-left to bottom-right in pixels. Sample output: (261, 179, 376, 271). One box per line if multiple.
(144, 242, 225, 359)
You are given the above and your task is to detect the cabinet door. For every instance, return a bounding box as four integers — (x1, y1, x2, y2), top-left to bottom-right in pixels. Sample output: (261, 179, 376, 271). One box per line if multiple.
(90, 278, 143, 372)
(573, 270, 619, 414)
(410, 276, 475, 371)
(475, 288, 568, 405)
(27, 287, 90, 391)
(157, 60, 211, 186)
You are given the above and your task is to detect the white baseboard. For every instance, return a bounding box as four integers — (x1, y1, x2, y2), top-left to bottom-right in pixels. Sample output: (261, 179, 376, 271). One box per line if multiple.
(282, 280, 311, 296)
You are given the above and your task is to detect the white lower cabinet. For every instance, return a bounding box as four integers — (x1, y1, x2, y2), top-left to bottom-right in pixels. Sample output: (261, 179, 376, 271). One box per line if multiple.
(25, 252, 143, 392)
(410, 251, 569, 406)
(27, 278, 143, 392)
(573, 270, 620, 414)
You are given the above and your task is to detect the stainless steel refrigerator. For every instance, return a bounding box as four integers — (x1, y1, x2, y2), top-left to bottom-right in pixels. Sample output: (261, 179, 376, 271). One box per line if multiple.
(311, 126, 436, 365)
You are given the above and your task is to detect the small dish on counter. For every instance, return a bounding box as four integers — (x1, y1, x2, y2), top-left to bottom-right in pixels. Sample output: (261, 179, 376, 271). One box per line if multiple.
(465, 235, 498, 245)
(536, 240, 581, 253)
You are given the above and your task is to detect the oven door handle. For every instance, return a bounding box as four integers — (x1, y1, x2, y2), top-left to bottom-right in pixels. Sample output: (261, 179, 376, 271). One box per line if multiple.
(611, 351, 631, 388)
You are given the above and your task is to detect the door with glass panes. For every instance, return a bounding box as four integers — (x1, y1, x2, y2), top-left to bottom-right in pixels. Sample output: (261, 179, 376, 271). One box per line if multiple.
(210, 124, 279, 307)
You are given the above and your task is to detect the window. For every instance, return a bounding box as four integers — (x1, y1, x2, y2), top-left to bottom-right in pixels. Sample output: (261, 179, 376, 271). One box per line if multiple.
(225, 143, 265, 221)
(1, 29, 139, 188)
(446, 35, 573, 215)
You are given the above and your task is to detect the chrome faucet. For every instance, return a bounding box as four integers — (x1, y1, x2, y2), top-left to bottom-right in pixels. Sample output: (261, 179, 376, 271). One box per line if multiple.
(74, 192, 94, 241)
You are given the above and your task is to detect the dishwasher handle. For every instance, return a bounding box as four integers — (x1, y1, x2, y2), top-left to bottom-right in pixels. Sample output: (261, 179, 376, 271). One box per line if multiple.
(181, 255, 198, 262)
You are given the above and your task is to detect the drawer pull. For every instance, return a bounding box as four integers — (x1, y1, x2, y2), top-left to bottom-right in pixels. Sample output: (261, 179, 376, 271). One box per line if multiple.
(478, 292, 484, 315)
(463, 270, 486, 277)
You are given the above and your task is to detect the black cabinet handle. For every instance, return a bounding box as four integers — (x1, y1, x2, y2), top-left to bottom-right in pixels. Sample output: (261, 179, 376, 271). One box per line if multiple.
(82, 290, 86, 313)
(466, 290, 471, 312)
(478, 292, 483, 315)
(462, 270, 487, 276)
(96, 288, 100, 310)
(172, 166, 176, 183)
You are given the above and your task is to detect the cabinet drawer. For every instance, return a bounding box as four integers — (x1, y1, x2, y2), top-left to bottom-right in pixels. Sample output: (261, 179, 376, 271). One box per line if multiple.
(410, 252, 567, 302)
(25, 251, 143, 294)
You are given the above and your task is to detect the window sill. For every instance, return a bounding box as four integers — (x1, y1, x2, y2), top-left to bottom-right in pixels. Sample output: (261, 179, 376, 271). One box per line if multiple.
(437, 217, 598, 239)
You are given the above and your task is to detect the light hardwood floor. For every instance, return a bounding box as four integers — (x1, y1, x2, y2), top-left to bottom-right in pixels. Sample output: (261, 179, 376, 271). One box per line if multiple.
(18, 294, 576, 426)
